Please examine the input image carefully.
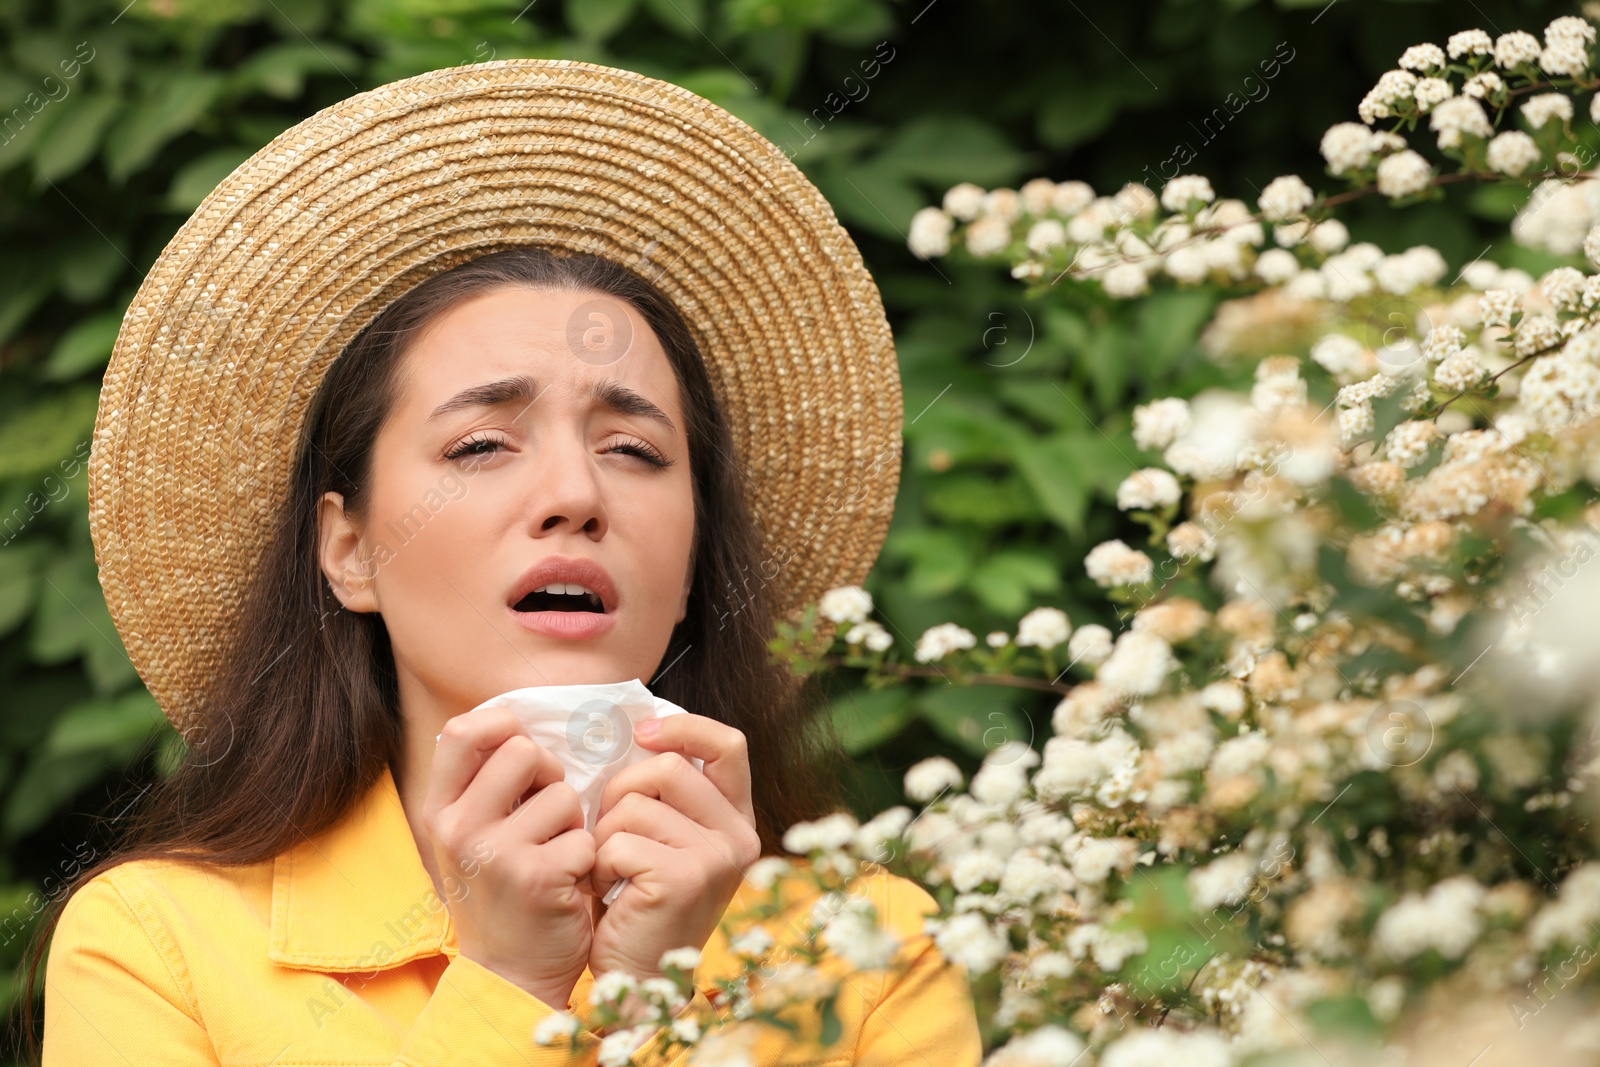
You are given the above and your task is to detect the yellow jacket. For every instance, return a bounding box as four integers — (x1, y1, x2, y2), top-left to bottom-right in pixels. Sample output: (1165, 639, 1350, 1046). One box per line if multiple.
(42, 763, 983, 1065)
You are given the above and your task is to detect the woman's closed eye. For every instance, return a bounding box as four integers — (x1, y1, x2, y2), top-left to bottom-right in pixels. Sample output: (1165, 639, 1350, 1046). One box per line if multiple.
(443, 433, 674, 468)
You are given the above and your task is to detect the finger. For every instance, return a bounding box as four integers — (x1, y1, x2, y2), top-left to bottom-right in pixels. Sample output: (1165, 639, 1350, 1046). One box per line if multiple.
(597, 751, 741, 831)
(506, 777, 588, 848)
(590, 830, 679, 901)
(593, 791, 707, 853)
(426, 706, 540, 814)
(594, 792, 755, 894)
(454, 734, 566, 831)
(617, 715, 753, 815)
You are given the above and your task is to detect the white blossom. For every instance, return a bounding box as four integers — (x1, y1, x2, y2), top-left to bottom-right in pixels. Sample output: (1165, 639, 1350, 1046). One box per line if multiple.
(931, 911, 1007, 973)
(1101, 1028, 1233, 1067)
(1133, 397, 1191, 451)
(1102, 261, 1150, 298)
(942, 182, 986, 221)
(532, 1011, 582, 1046)
(1493, 30, 1542, 69)
(1447, 29, 1493, 58)
(1116, 468, 1182, 511)
(908, 207, 953, 258)
(1375, 150, 1432, 198)
(1478, 287, 1521, 328)
(1066, 624, 1113, 667)
(1096, 631, 1176, 697)
(1429, 96, 1491, 149)
(1016, 606, 1072, 650)
(1320, 122, 1374, 174)
(1254, 247, 1299, 284)
(1399, 43, 1447, 71)
(845, 620, 892, 652)
(914, 623, 975, 663)
(1258, 175, 1314, 222)
(984, 1024, 1085, 1067)
(1359, 69, 1417, 124)
(1161, 175, 1215, 212)
(1085, 539, 1154, 588)
(818, 584, 873, 624)
(965, 216, 1011, 257)
(1373, 876, 1485, 960)
(905, 759, 962, 807)
(1521, 93, 1573, 129)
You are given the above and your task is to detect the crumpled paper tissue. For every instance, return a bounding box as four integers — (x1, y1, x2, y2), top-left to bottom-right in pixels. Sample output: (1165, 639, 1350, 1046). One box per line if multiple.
(466, 677, 702, 905)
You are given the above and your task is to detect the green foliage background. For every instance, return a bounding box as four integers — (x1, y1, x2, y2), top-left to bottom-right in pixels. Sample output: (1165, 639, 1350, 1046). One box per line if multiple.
(0, 0, 1575, 1049)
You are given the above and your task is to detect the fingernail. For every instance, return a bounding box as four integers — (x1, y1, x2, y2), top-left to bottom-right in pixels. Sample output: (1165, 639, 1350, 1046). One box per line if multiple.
(434, 732, 442, 743)
(636, 718, 660, 738)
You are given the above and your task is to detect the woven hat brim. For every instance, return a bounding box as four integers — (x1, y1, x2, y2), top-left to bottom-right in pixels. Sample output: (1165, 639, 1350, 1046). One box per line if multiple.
(87, 58, 902, 732)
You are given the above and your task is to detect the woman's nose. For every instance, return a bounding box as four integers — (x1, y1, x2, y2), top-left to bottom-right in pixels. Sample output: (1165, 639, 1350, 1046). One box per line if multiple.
(529, 437, 607, 538)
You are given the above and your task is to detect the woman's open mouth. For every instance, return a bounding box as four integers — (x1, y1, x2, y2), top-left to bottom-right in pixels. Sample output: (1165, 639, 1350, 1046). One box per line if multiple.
(508, 585, 616, 640)
(506, 561, 619, 640)
(512, 586, 606, 613)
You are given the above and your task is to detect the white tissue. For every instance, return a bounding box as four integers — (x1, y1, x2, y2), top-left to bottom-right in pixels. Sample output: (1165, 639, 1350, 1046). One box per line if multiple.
(467, 677, 702, 906)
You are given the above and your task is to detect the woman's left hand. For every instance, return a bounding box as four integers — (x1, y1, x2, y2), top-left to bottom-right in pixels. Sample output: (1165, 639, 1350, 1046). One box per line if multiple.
(584, 713, 761, 1004)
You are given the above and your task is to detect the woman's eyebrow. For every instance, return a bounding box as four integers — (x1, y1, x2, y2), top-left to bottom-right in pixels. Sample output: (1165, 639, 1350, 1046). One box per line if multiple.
(426, 374, 676, 434)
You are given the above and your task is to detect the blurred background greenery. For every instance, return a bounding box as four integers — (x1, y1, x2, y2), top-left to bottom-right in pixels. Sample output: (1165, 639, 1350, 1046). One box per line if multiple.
(0, 0, 1577, 1051)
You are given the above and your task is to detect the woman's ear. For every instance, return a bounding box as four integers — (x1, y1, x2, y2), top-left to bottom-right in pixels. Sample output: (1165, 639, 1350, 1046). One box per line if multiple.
(317, 491, 379, 613)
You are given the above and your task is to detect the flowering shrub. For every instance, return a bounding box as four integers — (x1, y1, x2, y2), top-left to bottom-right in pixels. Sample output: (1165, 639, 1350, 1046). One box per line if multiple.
(549, 14, 1600, 1067)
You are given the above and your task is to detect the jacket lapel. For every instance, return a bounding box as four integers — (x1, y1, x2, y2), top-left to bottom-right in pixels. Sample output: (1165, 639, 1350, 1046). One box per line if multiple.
(267, 763, 459, 972)
(265, 762, 603, 1006)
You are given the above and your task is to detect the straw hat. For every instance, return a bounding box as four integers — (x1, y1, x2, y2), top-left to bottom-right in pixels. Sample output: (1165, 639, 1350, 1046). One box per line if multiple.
(87, 58, 903, 733)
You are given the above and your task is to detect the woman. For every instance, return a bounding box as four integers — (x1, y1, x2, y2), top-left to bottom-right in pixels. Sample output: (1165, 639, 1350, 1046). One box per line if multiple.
(27, 60, 983, 1065)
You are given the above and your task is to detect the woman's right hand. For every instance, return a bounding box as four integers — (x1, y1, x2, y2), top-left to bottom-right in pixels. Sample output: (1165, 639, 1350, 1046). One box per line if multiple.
(422, 706, 597, 1010)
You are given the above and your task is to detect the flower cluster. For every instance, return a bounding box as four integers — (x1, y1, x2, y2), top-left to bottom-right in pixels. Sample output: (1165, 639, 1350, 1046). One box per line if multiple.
(907, 16, 1600, 305)
(571, 15, 1600, 1067)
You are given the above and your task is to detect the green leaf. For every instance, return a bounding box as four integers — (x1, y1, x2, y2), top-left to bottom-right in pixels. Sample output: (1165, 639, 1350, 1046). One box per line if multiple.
(56, 238, 127, 303)
(818, 994, 842, 1047)
(1304, 994, 1382, 1038)
(875, 115, 1032, 188)
(1038, 90, 1117, 149)
(231, 41, 362, 99)
(165, 145, 255, 211)
(642, 0, 704, 35)
(0, 542, 46, 637)
(104, 71, 226, 183)
(995, 376, 1072, 429)
(32, 96, 120, 185)
(815, 159, 923, 242)
(46, 691, 164, 758)
(917, 686, 1030, 759)
(4, 750, 117, 840)
(968, 551, 1061, 617)
(828, 686, 913, 755)
(1465, 182, 1530, 223)
(1084, 320, 1129, 410)
(42, 310, 122, 381)
(0, 279, 51, 349)
(1369, 388, 1412, 449)
(30, 548, 137, 696)
(887, 528, 972, 599)
(1136, 288, 1219, 379)
(0, 386, 100, 481)
(0, 92, 67, 175)
(1011, 433, 1090, 538)
(565, 0, 640, 41)
(924, 474, 1042, 526)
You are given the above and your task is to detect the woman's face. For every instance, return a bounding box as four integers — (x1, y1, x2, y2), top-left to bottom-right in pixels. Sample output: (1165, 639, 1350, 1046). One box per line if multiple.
(317, 284, 696, 717)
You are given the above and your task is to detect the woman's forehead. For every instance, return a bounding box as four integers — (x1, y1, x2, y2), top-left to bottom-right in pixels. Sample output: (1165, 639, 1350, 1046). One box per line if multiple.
(394, 287, 682, 420)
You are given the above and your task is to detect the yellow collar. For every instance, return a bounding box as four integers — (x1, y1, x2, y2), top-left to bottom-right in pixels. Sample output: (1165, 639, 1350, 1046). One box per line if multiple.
(265, 762, 600, 1004)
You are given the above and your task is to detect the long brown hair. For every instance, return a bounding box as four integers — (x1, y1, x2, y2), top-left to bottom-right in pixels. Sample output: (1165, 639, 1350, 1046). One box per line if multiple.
(16, 246, 854, 1063)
